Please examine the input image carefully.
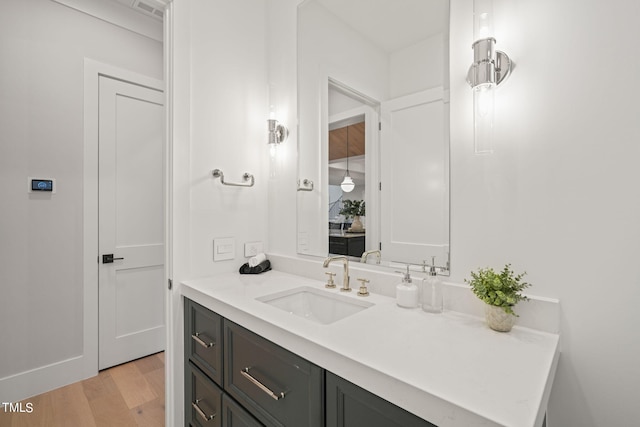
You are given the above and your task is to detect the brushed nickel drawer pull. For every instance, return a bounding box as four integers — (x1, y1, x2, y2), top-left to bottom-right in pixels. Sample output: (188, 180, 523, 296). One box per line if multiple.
(192, 399, 215, 422)
(192, 332, 214, 349)
(240, 367, 286, 401)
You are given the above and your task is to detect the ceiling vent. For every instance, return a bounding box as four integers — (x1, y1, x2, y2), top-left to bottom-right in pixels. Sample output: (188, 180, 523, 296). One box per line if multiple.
(113, 0, 165, 21)
(132, 0, 163, 20)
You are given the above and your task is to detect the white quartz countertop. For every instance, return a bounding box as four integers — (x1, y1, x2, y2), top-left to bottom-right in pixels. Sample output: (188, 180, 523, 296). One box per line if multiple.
(181, 270, 559, 427)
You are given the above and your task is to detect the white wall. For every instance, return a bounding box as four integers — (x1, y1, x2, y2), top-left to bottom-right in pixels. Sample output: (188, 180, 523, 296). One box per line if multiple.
(182, 0, 269, 279)
(167, 1, 269, 423)
(169, 0, 271, 281)
(169, 0, 270, 357)
(328, 88, 365, 115)
(268, 0, 640, 425)
(390, 33, 446, 99)
(265, 0, 299, 256)
(0, 0, 162, 400)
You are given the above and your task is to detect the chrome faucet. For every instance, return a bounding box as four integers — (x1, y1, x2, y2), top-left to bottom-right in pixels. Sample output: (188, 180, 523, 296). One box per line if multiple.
(323, 256, 351, 292)
(360, 250, 381, 265)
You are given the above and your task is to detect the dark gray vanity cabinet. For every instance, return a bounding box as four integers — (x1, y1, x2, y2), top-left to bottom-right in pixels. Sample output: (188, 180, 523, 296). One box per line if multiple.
(328, 235, 365, 258)
(186, 361, 223, 427)
(185, 299, 225, 426)
(222, 394, 264, 427)
(185, 297, 437, 427)
(224, 320, 324, 427)
(185, 299, 265, 427)
(185, 298, 323, 427)
(185, 299, 224, 386)
(326, 372, 436, 427)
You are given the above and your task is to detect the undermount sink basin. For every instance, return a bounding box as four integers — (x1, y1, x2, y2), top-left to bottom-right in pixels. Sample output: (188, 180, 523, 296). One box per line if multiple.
(257, 286, 373, 325)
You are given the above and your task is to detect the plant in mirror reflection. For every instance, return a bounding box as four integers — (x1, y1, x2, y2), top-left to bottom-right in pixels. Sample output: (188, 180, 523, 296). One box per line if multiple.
(339, 200, 365, 218)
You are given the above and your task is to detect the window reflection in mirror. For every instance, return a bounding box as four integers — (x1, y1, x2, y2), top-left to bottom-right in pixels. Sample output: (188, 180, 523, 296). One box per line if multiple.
(297, 0, 450, 273)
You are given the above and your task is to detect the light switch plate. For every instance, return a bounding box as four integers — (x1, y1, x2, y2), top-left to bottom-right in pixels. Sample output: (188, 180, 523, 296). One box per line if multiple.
(213, 238, 235, 261)
(244, 241, 263, 257)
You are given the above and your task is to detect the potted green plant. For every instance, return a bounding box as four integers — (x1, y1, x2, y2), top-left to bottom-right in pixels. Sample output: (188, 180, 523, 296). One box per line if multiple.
(465, 264, 531, 332)
(339, 200, 365, 232)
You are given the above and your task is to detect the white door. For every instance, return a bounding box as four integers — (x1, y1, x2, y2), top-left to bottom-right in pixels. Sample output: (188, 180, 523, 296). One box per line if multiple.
(98, 76, 165, 370)
(380, 87, 449, 265)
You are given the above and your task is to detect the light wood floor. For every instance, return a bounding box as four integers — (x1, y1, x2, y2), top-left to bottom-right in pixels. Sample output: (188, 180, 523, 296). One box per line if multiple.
(0, 352, 165, 427)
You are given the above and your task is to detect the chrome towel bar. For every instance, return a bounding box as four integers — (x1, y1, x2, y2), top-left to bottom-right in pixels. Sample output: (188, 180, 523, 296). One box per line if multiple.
(297, 179, 314, 191)
(212, 169, 255, 187)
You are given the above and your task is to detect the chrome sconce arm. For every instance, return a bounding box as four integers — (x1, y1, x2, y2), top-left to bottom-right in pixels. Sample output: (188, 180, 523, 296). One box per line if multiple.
(466, 37, 511, 89)
(267, 119, 288, 145)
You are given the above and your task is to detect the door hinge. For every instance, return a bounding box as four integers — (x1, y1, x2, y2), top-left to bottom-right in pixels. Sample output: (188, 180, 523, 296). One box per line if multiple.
(378, 122, 381, 131)
(379, 181, 382, 191)
(168, 278, 173, 290)
(379, 242, 382, 250)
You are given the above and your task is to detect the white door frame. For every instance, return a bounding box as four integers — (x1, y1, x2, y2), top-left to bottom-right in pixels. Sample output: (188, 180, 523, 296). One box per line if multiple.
(83, 58, 165, 379)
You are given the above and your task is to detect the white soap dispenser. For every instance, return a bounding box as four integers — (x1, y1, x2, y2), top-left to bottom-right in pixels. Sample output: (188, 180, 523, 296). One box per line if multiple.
(422, 257, 443, 313)
(396, 265, 419, 308)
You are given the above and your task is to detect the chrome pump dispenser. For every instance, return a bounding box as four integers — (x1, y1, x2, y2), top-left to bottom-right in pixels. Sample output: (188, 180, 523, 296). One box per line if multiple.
(396, 265, 419, 308)
(422, 256, 443, 314)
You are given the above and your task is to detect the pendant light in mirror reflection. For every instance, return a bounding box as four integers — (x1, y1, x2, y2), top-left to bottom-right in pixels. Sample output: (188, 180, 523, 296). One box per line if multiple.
(340, 125, 355, 193)
(467, 0, 512, 154)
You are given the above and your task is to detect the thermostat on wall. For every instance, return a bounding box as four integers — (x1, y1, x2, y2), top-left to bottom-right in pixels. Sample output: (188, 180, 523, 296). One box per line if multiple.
(28, 177, 56, 193)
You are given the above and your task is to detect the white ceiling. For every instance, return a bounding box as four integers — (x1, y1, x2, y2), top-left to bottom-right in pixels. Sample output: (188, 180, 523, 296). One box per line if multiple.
(315, 0, 448, 53)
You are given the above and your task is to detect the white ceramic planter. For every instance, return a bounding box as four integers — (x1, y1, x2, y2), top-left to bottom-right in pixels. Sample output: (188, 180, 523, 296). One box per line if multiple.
(485, 304, 516, 332)
(350, 216, 364, 232)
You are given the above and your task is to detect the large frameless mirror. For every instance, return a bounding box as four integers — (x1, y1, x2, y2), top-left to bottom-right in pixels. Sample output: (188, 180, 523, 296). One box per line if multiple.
(297, 0, 450, 273)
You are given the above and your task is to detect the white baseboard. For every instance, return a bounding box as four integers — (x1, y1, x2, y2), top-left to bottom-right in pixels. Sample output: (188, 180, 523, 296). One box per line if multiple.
(0, 355, 96, 403)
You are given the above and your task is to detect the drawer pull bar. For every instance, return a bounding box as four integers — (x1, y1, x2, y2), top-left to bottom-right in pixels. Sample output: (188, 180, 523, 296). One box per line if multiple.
(241, 367, 286, 401)
(192, 332, 214, 349)
(192, 399, 216, 422)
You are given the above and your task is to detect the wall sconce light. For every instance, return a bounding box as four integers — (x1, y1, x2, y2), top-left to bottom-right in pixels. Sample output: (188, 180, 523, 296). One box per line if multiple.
(267, 119, 288, 146)
(267, 83, 288, 150)
(466, 0, 512, 154)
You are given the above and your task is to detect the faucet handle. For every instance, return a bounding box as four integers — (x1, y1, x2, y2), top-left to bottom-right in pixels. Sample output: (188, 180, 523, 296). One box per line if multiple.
(325, 272, 337, 289)
(356, 278, 370, 297)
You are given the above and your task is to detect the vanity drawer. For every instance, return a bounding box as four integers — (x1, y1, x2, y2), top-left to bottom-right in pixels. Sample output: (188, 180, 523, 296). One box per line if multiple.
(326, 372, 437, 427)
(186, 362, 223, 427)
(222, 394, 265, 427)
(223, 320, 324, 427)
(185, 298, 224, 385)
